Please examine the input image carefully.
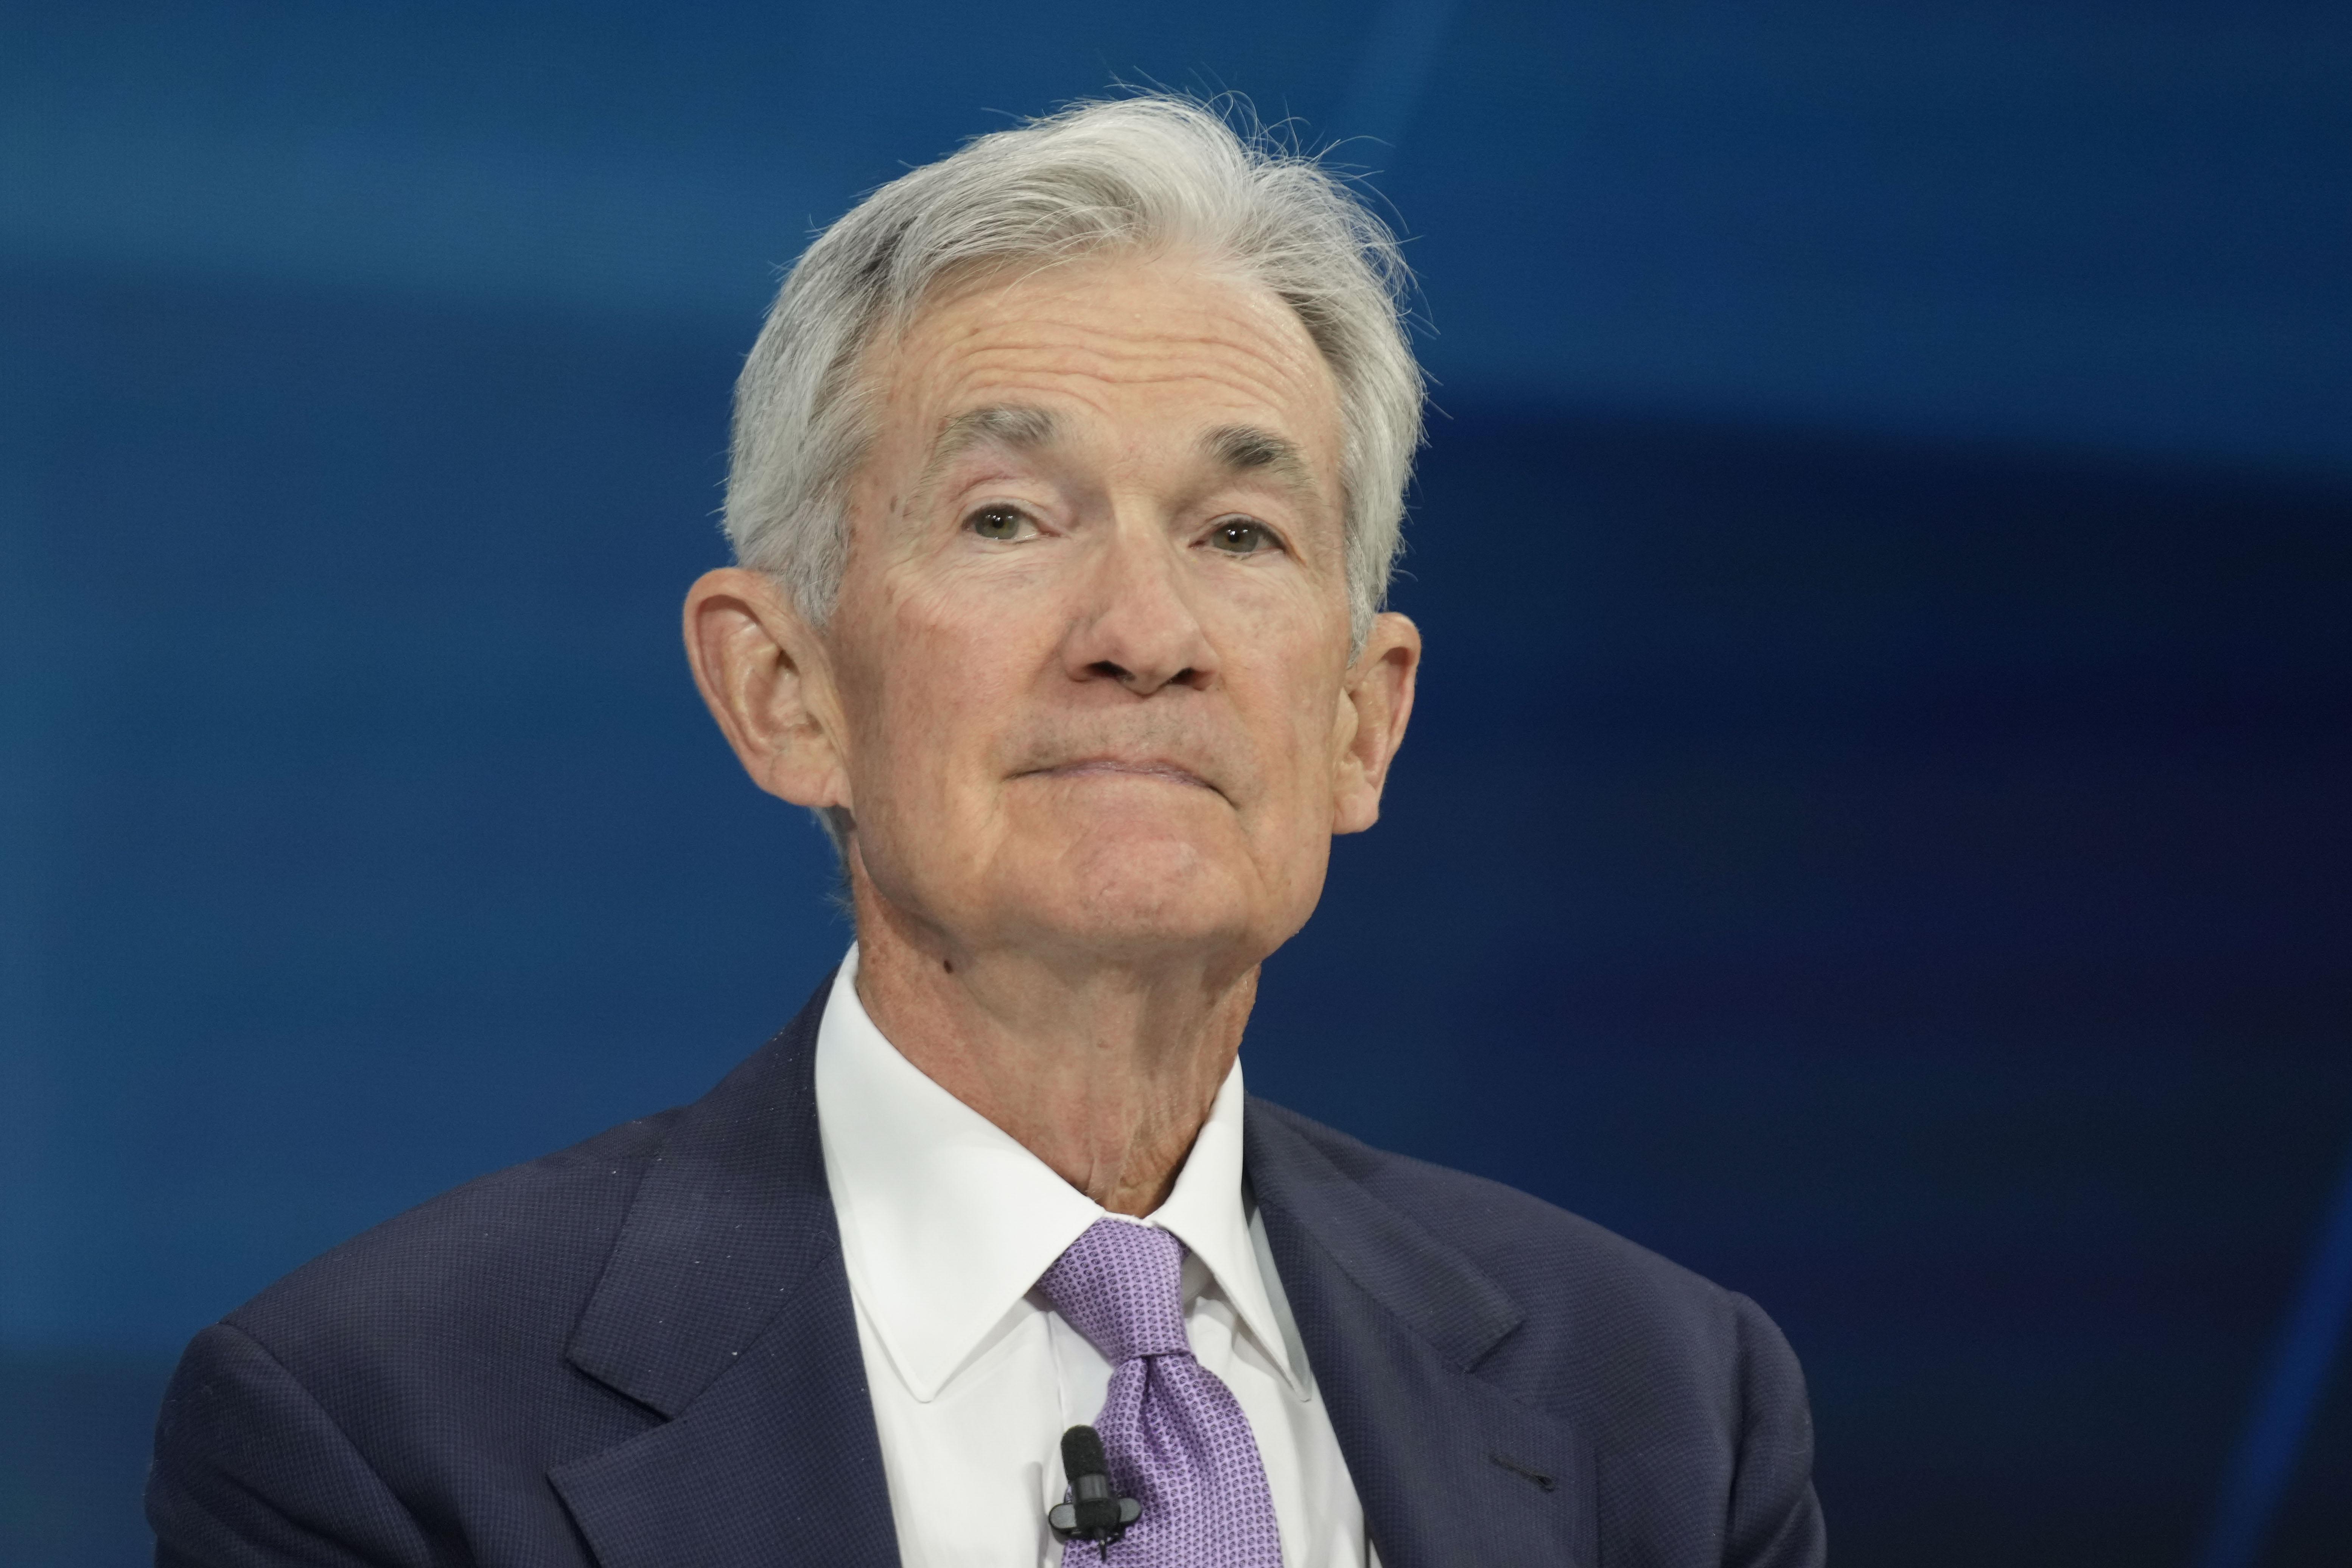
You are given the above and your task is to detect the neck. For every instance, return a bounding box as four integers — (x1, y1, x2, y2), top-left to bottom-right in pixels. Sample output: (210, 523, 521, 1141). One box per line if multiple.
(848, 877, 1257, 1217)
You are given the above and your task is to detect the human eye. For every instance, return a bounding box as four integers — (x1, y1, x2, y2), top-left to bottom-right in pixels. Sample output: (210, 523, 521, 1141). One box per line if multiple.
(964, 504, 1040, 542)
(1205, 517, 1283, 556)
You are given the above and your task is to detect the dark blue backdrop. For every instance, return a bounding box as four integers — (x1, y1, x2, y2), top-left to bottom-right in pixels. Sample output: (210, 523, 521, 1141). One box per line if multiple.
(4, 4, 2349, 1565)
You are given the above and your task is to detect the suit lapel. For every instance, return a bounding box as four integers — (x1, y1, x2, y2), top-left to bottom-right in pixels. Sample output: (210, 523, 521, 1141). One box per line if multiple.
(1247, 1103, 1597, 1568)
(549, 979, 901, 1568)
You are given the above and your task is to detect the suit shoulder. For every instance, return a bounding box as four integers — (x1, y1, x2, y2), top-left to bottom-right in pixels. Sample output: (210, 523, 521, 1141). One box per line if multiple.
(226, 1108, 683, 1364)
(1249, 1098, 1823, 1559)
(1252, 1097, 1720, 1295)
(1248, 1097, 1794, 1412)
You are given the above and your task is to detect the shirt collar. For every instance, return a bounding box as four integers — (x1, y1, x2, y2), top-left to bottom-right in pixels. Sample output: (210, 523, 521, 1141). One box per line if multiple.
(813, 946, 1301, 1402)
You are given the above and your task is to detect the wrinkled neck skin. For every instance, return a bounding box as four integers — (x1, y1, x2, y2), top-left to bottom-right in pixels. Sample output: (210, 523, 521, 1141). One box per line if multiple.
(848, 860, 1257, 1218)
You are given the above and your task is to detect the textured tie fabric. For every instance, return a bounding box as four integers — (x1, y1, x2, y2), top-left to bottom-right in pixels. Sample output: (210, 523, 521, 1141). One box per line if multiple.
(1038, 1218, 1285, 1567)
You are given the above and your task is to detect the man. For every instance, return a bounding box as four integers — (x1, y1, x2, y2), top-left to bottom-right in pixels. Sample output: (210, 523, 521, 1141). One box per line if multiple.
(149, 96, 1824, 1567)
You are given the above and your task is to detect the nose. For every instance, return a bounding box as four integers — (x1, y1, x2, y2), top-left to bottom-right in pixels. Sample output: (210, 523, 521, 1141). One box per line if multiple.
(1061, 516, 1216, 697)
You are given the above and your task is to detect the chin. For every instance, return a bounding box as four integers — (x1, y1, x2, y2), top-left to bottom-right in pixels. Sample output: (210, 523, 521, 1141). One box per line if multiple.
(1016, 826, 1260, 954)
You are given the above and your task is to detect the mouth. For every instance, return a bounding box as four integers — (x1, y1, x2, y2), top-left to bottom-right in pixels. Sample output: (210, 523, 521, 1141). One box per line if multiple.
(1020, 758, 1219, 794)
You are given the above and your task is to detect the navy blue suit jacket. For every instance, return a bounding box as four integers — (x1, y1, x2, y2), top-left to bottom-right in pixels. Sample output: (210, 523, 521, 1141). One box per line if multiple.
(149, 979, 1825, 1567)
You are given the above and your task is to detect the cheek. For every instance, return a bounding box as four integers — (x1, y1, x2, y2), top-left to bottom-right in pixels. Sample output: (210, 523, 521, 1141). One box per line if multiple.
(848, 579, 1025, 809)
(1239, 659, 1352, 826)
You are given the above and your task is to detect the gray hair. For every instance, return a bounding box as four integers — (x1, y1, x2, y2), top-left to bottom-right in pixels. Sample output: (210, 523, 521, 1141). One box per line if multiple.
(721, 94, 1424, 646)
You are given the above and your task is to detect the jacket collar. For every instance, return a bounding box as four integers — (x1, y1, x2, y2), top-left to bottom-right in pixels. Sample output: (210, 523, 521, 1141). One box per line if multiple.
(1246, 1099, 1598, 1568)
(550, 975, 903, 1568)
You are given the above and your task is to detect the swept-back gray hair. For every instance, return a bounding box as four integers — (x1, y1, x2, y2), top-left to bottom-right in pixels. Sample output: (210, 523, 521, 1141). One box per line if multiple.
(720, 94, 1424, 645)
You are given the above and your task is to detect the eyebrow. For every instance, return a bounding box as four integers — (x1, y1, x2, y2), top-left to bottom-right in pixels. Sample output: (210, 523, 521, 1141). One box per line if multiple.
(1202, 424, 1319, 504)
(1204, 424, 1300, 472)
(912, 407, 1323, 514)
(918, 404, 1061, 495)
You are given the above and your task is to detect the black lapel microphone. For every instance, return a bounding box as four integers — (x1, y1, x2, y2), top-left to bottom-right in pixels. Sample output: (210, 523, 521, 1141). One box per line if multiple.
(1047, 1424, 1141, 1556)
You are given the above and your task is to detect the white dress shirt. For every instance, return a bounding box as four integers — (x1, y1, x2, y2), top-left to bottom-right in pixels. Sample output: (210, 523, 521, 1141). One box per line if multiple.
(814, 947, 1375, 1568)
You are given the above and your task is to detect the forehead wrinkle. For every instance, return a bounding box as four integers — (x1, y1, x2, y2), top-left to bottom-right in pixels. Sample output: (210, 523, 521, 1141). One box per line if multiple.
(932, 300, 1324, 387)
(945, 340, 1311, 401)
(890, 270, 1343, 506)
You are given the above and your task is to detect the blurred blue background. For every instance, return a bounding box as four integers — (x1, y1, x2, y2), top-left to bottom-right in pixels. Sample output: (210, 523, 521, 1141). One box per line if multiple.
(4, 2, 2349, 1563)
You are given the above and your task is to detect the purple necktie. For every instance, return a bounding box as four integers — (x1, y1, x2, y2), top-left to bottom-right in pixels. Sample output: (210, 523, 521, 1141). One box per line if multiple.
(1038, 1218, 1285, 1567)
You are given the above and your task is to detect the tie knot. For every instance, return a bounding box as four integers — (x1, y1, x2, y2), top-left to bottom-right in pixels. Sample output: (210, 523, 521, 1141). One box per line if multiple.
(1038, 1219, 1190, 1364)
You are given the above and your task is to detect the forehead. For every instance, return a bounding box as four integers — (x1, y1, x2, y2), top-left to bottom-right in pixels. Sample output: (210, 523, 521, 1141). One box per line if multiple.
(868, 250, 1344, 462)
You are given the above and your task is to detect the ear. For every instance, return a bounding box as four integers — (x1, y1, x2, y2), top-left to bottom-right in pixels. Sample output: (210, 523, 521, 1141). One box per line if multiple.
(1332, 611, 1421, 835)
(682, 567, 853, 812)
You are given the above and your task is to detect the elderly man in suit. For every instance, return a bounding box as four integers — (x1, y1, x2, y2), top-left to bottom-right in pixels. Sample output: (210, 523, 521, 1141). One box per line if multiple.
(148, 96, 1824, 1567)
